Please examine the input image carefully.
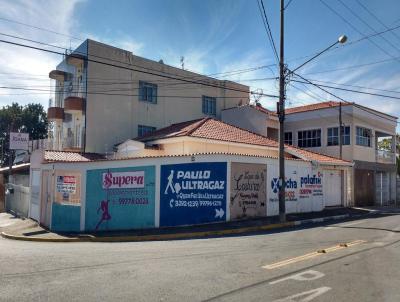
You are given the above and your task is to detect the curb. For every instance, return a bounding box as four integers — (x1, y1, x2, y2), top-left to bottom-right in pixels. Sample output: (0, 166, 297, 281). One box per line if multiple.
(0, 212, 369, 243)
(1, 221, 294, 243)
(293, 214, 350, 226)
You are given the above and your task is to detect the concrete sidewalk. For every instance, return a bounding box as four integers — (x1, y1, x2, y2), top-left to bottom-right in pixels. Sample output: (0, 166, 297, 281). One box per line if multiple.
(0, 207, 380, 243)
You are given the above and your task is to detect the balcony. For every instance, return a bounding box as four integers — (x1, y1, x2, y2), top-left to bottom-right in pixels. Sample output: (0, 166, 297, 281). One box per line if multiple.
(47, 107, 64, 121)
(64, 96, 85, 112)
(49, 70, 71, 81)
(376, 149, 396, 164)
(63, 136, 83, 152)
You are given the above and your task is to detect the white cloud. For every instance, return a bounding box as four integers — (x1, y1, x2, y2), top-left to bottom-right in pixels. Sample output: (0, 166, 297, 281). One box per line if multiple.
(85, 32, 144, 56)
(0, 0, 83, 108)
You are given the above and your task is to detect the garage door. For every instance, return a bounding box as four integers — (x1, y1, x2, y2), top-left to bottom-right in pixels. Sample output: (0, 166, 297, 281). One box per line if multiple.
(323, 170, 341, 207)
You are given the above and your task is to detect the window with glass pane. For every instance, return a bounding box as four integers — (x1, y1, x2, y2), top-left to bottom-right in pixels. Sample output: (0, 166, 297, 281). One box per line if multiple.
(202, 96, 216, 115)
(298, 129, 321, 147)
(327, 126, 351, 146)
(284, 132, 293, 145)
(139, 81, 157, 103)
(356, 126, 371, 147)
(138, 125, 156, 137)
(342, 126, 350, 145)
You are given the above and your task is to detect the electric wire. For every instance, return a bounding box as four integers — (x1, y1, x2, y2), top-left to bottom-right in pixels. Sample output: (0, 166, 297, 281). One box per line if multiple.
(336, 0, 400, 53)
(319, 0, 400, 64)
(0, 39, 279, 98)
(354, 0, 400, 45)
(259, 0, 279, 62)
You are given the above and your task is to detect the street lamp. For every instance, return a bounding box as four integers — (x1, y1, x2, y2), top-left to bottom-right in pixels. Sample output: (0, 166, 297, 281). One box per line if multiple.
(290, 35, 348, 74)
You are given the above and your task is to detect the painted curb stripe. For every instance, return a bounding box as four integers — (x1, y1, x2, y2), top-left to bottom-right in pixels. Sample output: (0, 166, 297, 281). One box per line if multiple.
(262, 240, 366, 269)
(0, 212, 365, 243)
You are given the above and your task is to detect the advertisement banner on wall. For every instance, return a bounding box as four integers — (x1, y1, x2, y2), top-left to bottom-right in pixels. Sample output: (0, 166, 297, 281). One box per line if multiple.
(267, 164, 324, 214)
(85, 166, 155, 231)
(54, 170, 81, 204)
(269, 166, 299, 203)
(160, 162, 227, 227)
(230, 162, 267, 220)
(298, 171, 323, 199)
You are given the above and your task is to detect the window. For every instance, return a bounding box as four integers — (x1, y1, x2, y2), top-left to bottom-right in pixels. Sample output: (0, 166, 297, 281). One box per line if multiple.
(138, 125, 156, 137)
(284, 132, 293, 145)
(139, 81, 157, 103)
(298, 129, 321, 148)
(327, 126, 350, 146)
(202, 96, 216, 115)
(356, 126, 371, 147)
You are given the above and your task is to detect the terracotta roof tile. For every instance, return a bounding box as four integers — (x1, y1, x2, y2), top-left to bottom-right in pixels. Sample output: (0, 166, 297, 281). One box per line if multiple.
(44, 151, 105, 162)
(137, 117, 279, 148)
(136, 117, 351, 166)
(252, 104, 278, 116)
(285, 101, 349, 114)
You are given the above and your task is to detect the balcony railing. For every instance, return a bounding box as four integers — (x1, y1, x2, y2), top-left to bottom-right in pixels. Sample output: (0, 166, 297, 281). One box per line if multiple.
(376, 149, 396, 164)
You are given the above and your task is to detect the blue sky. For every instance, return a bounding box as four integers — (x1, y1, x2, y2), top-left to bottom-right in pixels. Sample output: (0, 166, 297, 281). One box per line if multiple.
(0, 0, 400, 124)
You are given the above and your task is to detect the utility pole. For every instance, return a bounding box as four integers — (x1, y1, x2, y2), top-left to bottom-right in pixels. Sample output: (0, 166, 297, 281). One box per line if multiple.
(278, 0, 286, 223)
(339, 102, 342, 159)
(339, 102, 345, 206)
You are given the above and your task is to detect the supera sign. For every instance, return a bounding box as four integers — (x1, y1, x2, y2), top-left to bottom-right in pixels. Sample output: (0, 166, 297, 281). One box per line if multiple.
(102, 171, 145, 189)
(300, 173, 322, 187)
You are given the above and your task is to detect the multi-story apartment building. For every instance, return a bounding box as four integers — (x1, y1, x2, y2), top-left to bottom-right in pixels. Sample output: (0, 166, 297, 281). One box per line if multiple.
(47, 39, 250, 154)
(221, 101, 398, 206)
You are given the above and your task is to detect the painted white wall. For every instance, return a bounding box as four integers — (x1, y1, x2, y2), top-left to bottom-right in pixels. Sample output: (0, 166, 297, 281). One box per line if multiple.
(285, 105, 397, 163)
(35, 154, 350, 230)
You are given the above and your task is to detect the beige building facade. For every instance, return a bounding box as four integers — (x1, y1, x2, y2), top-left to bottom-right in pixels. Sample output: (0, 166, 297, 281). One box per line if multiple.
(47, 39, 250, 154)
(222, 101, 398, 206)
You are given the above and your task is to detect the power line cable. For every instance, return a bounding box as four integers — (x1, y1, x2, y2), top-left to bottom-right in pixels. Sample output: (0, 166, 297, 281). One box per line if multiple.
(319, 0, 400, 64)
(301, 56, 400, 75)
(0, 16, 83, 41)
(0, 31, 277, 92)
(287, 83, 398, 127)
(305, 79, 400, 95)
(292, 79, 400, 101)
(0, 39, 279, 98)
(0, 86, 252, 99)
(259, 0, 279, 62)
(336, 0, 400, 53)
(286, 17, 400, 64)
(284, 0, 295, 10)
(291, 72, 398, 122)
(355, 0, 400, 45)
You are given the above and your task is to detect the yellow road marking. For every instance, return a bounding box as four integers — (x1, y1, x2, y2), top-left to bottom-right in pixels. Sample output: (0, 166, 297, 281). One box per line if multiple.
(262, 240, 366, 269)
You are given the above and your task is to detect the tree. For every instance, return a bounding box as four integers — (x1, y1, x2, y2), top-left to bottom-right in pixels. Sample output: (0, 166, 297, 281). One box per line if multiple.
(0, 102, 48, 167)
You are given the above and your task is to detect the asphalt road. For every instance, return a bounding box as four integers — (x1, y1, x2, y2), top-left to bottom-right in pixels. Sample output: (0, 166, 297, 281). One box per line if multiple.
(1, 210, 399, 302)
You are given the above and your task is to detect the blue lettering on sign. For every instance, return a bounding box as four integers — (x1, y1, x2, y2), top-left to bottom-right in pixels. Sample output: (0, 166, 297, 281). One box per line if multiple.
(160, 162, 227, 227)
(300, 173, 322, 187)
(271, 177, 298, 193)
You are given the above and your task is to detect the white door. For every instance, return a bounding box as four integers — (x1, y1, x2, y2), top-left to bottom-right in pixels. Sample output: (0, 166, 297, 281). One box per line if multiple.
(29, 169, 41, 221)
(40, 170, 52, 227)
(323, 170, 342, 207)
(375, 172, 389, 205)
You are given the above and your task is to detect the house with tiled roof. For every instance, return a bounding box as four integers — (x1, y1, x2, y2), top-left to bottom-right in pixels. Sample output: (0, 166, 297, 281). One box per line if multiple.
(29, 116, 354, 232)
(221, 101, 398, 207)
(222, 104, 279, 140)
(115, 117, 351, 167)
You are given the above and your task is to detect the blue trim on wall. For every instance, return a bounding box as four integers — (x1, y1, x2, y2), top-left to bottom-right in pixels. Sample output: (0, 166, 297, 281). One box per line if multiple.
(51, 203, 81, 232)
